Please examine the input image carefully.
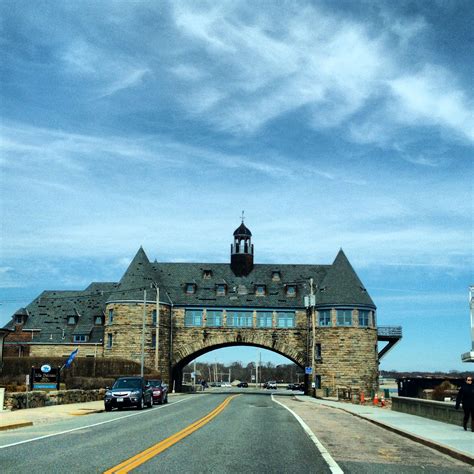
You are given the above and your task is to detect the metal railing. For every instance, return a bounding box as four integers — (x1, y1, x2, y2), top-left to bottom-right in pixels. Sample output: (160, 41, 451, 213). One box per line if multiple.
(377, 326, 402, 337)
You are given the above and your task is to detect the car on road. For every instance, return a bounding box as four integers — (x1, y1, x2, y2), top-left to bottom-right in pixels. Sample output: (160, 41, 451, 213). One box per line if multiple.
(221, 382, 232, 388)
(104, 376, 153, 411)
(287, 383, 305, 391)
(237, 382, 248, 388)
(148, 379, 168, 404)
(266, 381, 277, 389)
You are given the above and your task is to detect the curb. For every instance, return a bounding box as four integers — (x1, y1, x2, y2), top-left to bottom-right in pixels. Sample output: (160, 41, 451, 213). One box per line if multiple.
(296, 396, 474, 466)
(69, 409, 105, 416)
(0, 421, 33, 431)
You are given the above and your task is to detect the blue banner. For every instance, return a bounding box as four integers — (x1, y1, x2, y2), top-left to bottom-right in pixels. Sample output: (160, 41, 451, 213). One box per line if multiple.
(64, 348, 79, 368)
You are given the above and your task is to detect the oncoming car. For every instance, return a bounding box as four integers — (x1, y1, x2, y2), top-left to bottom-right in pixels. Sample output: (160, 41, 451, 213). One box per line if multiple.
(104, 376, 153, 411)
(148, 379, 169, 404)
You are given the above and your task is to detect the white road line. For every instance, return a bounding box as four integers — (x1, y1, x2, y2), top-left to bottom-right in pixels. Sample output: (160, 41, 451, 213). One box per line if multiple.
(272, 394, 344, 474)
(0, 396, 195, 450)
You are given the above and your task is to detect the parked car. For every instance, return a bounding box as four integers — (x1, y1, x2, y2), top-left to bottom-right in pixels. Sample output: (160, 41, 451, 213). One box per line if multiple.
(104, 376, 153, 411)
(221, 382, 232, 388)
(148, 379, 168, 404)
(291, 383, 305, 391)
(266, 381, 277, 389)
(237, 382, 248, 388)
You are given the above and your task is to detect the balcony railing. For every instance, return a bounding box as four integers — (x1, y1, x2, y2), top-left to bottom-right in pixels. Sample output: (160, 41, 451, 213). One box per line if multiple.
(377, 326, 402, 337)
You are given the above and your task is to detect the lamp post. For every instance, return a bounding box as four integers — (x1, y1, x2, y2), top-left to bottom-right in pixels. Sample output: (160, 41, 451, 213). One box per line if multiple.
(152, 283, 160, 373)
(305, 278, 316, 397)
(140, 289, 146, 378)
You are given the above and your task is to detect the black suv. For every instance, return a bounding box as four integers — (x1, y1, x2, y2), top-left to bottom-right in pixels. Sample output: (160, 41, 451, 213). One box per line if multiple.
(104, 376, 153, 411)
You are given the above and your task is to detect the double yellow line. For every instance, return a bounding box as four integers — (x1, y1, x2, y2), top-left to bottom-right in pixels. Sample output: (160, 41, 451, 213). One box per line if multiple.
(104, 395, 239, 473)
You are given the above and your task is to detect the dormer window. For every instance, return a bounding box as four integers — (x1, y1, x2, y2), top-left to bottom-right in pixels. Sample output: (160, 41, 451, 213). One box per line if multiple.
(73, 334, 88, 342)
(185, 283, 197, 294)
(94, 315, 103, 325)
(286, 285, 297, 297)
(67, 315, 76, 325)
(272, 271, 281, 281)
(203, 269, 212, 279)
(15, 315, 23, 324)
(216, 283, 227, 296)
(255, 284, 266, 296)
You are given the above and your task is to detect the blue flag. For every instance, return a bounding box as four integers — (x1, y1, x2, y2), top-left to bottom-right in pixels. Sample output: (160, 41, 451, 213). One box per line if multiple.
(64, 348, 79, 368)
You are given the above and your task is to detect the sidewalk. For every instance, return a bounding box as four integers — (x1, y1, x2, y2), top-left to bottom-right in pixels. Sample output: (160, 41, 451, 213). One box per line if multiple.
(0, 400, 105, 430)
(296, 396, 474, 465)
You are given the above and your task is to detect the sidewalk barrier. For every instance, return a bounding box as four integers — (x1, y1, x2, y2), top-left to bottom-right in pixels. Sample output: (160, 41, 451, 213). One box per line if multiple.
(0, 387, 4, 411)
(360, 391, 365, 404)
(373, 393, 379, 406)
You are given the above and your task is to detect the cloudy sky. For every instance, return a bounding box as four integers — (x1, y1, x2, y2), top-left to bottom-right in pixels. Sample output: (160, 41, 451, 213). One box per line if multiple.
(1, 1, 472, 372)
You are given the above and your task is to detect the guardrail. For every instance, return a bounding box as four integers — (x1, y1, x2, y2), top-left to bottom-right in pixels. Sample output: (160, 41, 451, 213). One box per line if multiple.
(377, 326, 402, 337)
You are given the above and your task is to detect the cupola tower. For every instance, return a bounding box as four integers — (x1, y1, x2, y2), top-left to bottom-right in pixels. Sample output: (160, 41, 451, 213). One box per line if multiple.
(230, 214, 254, 276)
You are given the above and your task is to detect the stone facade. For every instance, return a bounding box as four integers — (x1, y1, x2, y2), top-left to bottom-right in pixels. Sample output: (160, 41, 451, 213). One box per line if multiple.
(4, 222, 398, 395)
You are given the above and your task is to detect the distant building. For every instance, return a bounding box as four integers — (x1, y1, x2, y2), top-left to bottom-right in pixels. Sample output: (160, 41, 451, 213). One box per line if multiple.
(3, 221, 401, 393)
(461, 286, 474, 363)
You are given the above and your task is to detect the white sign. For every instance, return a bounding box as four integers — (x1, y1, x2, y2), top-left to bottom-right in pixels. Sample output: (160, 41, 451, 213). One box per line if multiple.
(41, 364, 52, 373)
(251, 375, 255, 381)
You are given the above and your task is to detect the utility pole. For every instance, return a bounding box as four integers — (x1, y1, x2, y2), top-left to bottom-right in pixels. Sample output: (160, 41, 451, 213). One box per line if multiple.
(305, 278, 316, 397)
(153, 284, 160, 373)
(141, 289, 146, 378)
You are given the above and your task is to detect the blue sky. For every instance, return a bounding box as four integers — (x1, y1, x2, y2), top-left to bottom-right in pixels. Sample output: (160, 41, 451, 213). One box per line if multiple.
(1, 1, 472, 372)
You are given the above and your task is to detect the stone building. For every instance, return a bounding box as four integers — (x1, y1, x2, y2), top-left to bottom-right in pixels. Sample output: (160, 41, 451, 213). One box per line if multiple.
(3, 222, 401, 394)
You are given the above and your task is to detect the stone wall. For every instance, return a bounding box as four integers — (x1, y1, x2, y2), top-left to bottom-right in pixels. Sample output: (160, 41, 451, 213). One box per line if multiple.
(314, 326, 378, 396)
(4, 388, 105, 410)
(103, 303, 171, 382)
(391, 396, 464, 426)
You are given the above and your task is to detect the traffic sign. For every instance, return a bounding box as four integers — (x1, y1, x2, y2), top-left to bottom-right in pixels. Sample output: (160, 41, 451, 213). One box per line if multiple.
(305, 367, 313, 375)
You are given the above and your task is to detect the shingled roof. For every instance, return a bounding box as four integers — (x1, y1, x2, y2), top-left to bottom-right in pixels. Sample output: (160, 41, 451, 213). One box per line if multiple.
(316, 249, 375, 307)
(4, 244, 376, 342)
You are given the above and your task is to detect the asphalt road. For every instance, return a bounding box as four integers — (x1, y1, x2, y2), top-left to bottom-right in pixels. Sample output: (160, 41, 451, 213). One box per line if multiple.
(0, 391, 331, 473)
(1, 390, 472, 473)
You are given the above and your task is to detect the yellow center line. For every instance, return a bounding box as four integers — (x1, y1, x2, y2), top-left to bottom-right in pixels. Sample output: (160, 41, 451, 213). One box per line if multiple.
(104, 394, 240, 474)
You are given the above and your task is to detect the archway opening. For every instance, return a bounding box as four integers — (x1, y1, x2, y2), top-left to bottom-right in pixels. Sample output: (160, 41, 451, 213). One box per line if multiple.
(171, 342, 307, 393)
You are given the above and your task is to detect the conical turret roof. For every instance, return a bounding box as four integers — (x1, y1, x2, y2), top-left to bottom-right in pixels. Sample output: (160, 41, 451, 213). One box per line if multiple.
(233, 222, 252, 237)
(316, 249, 375, 307)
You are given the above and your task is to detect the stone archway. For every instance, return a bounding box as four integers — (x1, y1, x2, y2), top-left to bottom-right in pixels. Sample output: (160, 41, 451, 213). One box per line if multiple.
(170, 341, 306, 393)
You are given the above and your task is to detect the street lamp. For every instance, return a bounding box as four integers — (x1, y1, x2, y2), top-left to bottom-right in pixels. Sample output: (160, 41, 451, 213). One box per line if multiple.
(304, 278, 316, 397)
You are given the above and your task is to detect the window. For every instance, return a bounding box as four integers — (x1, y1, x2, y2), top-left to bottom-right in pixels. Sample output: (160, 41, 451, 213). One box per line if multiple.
(73, 334, 88, 342)
(152, 309, 157, 325)
(272, 271, 281, 281)
(203, 269, 212, 279)
(315, 375, 321, 389)
(255, 284, 266, 296)
(318, 310, 331, 327)
(227, 311, 253, 327)
(257, 311, 273, 328)
(337, 309, 352, 326)
(277, 311, 295, 328)
(185, 309, 202, 327)
(185, 283, 196, 294)
(315, 343, 322, 360)
(15, 315, 23, 324)
(94, 315, 103, 325)
(108, 309, 114, 324)
(216, 284, 227, 296)
(107, 333, 113, 349)
(206, 310, 223, 327)
(286, 285, 297, 297)
(151, 332, 156, 348)
(67, 316, 76, 325)
(359, 310, 370, 327)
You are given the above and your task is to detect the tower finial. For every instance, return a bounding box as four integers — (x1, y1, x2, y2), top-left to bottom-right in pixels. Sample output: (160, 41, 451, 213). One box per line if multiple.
(241, 210, 245, 223)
